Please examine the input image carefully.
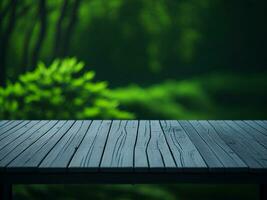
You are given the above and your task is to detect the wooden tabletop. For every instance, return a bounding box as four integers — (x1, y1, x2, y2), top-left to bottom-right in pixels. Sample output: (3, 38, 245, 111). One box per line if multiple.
(0, 120, 267, 184)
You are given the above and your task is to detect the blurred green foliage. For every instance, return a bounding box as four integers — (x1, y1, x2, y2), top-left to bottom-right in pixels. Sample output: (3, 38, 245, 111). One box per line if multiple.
(3, 0, 267, 85)
(2, 58, 266, 120)
(111, 73, 267, 119)
(110, 80, 212, 119)
(14, 184, 259, 200)
(0, 58, 133, 119)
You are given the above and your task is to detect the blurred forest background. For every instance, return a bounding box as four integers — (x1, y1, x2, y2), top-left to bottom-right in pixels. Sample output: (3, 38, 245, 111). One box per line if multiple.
(0, 0, 266, 199)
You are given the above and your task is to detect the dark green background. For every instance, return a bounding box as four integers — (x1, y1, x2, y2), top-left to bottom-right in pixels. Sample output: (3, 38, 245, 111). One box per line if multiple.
(1, 0, 267, 199)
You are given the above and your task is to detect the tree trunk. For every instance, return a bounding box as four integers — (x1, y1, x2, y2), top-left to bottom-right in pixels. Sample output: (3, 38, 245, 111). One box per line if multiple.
(21, 19, 36, 73)
(31, 0, 47, 70)
(61, 0, 82, 57)
(0, 0, 18, 87)
(53, 0, 69, 58)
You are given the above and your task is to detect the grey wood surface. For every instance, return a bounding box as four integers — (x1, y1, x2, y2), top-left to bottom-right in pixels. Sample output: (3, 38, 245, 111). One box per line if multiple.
(69, 120, 112, 171)
(209, 120, 267, 171)
(100, 120, 138, 171)
(1, 121, 56, 168)
(39, 121, 91, 170)
(147, 120, 176, 171)
(161, 120, 206, 171)
(188, 121, 247, 171)
(1, 120, 267, 175)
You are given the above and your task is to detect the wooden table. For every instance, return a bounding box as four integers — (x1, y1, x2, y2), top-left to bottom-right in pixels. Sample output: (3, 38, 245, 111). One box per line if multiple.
(0, 120, 267, 199)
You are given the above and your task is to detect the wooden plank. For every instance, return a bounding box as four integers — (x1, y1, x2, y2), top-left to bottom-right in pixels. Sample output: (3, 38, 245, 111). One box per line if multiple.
(0, 121, 57, 168)
(39, 120, 91, 170)
(209, 120, 267, 171)
(1, 170, 267, 184)
(224, 120, 267, 156)
(0, 121, 8, 127)
(195, 121, 247, 170)
(134, 120, 150, 171)
(164, 121, 217, 172)
(0, 121, 25, 138)
(0, 120, 266, 176)
(8, 121, 71, 169)
(0, 121, 13, 128)
(162, 120, 208, 170)
(229, 120, 267, 149)
(255, 121, 267, 131)
(100, 120, 138, 171)
(244, 121, 267, 136)
(0, 121, 13, 127)
(0, 121, 39, 150)
(227, 121, 267, 168)
(0, 121, 30, 142)
(69, 120, 112, 172)
(0, 121, 45, 157)
(147, 120, 176, 171)
(0, 121, 16, 130)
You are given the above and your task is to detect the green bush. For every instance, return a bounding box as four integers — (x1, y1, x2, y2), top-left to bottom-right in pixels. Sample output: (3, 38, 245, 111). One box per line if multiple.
(0, 58, 133, 119)
(109, 80, 214, 119)
(110, 73, 267, 119)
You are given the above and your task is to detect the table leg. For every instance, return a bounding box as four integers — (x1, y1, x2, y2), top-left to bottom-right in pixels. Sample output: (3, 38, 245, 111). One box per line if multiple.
(0, 184, 12, 200)
(260, 184, 267, 200)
